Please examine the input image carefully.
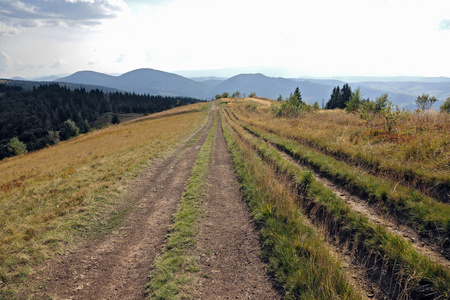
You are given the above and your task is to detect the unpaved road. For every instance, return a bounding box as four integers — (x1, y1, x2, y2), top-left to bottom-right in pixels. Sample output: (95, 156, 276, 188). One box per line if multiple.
(194, 112, 280, 299)
(24, 102, 279, 299)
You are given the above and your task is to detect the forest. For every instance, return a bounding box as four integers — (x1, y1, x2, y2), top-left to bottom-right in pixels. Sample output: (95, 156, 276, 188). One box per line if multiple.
(0, 83, 202, 159)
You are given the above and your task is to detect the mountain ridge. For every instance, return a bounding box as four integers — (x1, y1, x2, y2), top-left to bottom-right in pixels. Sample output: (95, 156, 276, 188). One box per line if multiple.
(52, 68, 450, 108)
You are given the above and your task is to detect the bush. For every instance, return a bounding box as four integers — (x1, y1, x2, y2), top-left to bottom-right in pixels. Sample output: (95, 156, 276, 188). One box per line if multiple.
(440, 97, 450, 113)
(415, 93, 438, 111)
(47, 130, 60, 145)
(60, 119, 80, 140)
(345, 88, 363, 113)
(7, 137, 27, 156)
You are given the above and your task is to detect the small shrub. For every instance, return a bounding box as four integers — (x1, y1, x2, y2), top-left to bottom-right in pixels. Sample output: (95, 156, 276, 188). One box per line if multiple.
(440, 97, 450, 113)
(345, 88, 363, 113)
(7, 137, 27, 156)
(416, 93, 438, 111)
(246, 103, 258, 111)
(47, 130, 60, 145)
(380, 103, 401, 134)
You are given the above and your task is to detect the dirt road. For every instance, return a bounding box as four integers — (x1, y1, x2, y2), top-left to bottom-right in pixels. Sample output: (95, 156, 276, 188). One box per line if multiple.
(26, 102, 279, 299)
(194, 110, 280, 299)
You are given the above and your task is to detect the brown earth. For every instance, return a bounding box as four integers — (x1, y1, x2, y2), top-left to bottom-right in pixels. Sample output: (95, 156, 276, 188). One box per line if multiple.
(193, 113, 281, 299)
(21, 102, 279, 299)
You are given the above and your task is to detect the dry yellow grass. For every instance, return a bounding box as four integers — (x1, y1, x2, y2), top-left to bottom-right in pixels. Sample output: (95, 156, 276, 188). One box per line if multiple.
(0, 103, 208, 291)
(227, 98, 449, 190)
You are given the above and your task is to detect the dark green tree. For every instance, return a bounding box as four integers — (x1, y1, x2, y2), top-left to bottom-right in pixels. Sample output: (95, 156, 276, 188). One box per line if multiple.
(111, 113, 120, 124)
(340, 84, 352, 108)
(325, 84, 352, 109)
(293, 87, 303, 104)
(325, 86, 341, 109)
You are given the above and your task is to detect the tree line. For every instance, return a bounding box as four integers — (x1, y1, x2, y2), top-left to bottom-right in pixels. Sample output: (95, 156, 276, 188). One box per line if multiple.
(0, 83, 202, 159)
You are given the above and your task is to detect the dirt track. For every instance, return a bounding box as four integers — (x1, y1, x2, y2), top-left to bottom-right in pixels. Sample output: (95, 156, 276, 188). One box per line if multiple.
(25, 102, 278, 299)
(194, 111, 280, 299)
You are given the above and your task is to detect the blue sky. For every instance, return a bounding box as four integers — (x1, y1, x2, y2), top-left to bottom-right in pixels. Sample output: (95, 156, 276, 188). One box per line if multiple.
(1, 0, 449, 78)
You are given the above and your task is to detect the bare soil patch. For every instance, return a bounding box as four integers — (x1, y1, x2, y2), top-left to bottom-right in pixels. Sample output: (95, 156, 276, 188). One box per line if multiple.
(22, 111, 214, 299)
(193, 114, 281, 299)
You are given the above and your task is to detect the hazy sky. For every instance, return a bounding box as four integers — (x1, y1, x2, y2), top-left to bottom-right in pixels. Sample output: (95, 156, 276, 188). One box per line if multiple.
(1, 0, 450, 78)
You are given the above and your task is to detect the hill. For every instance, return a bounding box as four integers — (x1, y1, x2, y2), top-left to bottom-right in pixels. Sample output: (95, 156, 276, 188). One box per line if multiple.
(57, 70, 116, 88)
(58, 68, 210, 99)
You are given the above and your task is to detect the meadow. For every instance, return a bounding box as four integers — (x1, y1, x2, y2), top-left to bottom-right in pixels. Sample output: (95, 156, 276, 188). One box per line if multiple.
(0, 103, 208, 297)
(230, 99, 449, 202)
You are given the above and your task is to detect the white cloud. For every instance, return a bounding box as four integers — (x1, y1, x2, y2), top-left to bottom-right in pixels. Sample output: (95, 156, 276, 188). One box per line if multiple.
(115, 53, 125, 63)
(0, 52, 13, 71)
(0, 0, 127, 35)
(0, 20, 22, 36)
(51, 59, 66, 68)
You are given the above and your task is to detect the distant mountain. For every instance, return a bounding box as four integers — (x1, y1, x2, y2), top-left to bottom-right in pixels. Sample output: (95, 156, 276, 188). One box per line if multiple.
(114, 69, 207, 98)
(52, 68, 450, 109)
(57, 68, 210, 99)
(209, 73, 334, 104)
(57, 71, 115, 88)
(334, 76, 450, 83)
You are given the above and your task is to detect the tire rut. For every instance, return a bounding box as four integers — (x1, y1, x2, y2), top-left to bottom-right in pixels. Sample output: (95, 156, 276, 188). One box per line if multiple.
(274, 145, 450, 271)
(26, 109, 215, 300)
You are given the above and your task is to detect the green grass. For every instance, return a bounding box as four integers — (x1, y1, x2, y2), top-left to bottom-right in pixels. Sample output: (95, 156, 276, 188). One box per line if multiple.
(145, 112, 217, 299)
(222, 111, 362, 300)
(223, 109, 450, 299)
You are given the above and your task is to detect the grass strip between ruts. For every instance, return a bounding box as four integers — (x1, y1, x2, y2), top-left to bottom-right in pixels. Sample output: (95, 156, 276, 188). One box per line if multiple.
(145, 111, 217, 299)
(222, 111, 362, 300)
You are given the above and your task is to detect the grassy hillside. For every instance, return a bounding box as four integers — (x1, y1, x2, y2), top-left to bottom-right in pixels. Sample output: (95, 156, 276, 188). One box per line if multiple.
(0, 103, 208, 297)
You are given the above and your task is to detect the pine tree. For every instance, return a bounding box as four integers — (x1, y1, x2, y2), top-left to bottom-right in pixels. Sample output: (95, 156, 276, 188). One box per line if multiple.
(326, 86, 340, 109)
(339, 84, 352, 108)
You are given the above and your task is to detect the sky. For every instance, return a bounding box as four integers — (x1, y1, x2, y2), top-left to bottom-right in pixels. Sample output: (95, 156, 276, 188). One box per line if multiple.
(0, 0, 450, 79)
